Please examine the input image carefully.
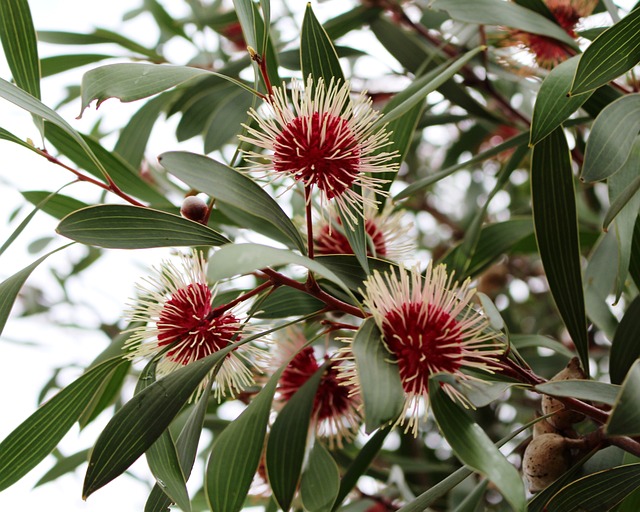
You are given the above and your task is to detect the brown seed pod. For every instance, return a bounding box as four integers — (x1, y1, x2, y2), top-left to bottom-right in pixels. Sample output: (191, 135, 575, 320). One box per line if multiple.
(523, 433, 571, 492)
(541, 357, 587, 430)
(180, 196, 209, 224)
(532, 415, 558, 437)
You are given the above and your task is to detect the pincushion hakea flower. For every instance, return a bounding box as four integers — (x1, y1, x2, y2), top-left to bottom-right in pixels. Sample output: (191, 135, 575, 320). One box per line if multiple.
(499, 0, 598, 69)
(240, 76, 398, 226)
(314, 202, 414, 262)
(124, 253, 264, 401)
(273, 328, 361, 449)
(359, 264, 504, 435)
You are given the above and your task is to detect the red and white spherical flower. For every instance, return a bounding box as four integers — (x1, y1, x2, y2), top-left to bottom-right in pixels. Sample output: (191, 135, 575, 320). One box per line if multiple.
(360, 264, 504, 435)
(272, 327, 361, 449)
(314, 202, 414, 262)
(499, 0, 598, 69)
(124, 252, 264, 401)
(240, 76, 398, 226)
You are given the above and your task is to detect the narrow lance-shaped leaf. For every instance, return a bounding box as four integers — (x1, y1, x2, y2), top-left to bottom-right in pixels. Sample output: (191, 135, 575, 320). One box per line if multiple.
(610, 296, 640, 385)
(606, 359, 640, 437)
(135, 360, 191, 512)
(0, 0, 40, 99)
(145, 382, 212, 512)
(0, 77, 110, 180)
(80, 63, 258, 115)
(352, 318, 404, 433)
(544, 463, 640, 512)
(267, 364, 325, 511)
(581, 94, 640, 182)
(0, 244, 70, 337)
(300, 441, 340, 512)
(431, 0, 578, 47)
(570, 6, 640, 95)
(0, 356, 126, 491)
(205, 364, 284, 512)
(530, 56, 593, 145)
(429, 383, 526, 512)
(57, 205, 230, 249)
(531, 127, 589, 373)
(82, 339, 244, 499)
(159, 151, 305, 253)
(301, 4, 345, 86)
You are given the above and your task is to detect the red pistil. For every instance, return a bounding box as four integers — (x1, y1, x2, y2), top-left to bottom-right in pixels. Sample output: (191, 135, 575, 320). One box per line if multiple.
(315, 218, 387, 256)
(157, 283, 239, 365)
(382, 303, 462, 394)
(274, 112, 360, 198)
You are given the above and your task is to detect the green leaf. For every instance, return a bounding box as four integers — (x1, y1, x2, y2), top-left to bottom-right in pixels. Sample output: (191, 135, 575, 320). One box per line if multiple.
(0, 356, 125, 491)
(530, 56, 593, 145)
(267, 365, 325, 511)
(21, 191, 89, 220)
(203, 88, 253, 153)
(606, 359, 640, 437)
(80, 63, 256, 115)
(0, 245, 69, 336)
(395, 131, 530, 201)
(352, 318, 404, 433)
(440, 218, 534, 278)
(35, 449, 91, 487)
(146, 385, 211, 512)
(0, 126, 38, 151)
(531, 128, 588, 374)
(332, 428, 390, 510)
(429, 384, 526, 512)
(454, 480, 489, 512)
(0, 77, 110, 180)
(207, 244, 356, 303)
(535, 380, 620, 406)
(431, 0, 577, 47)
(135, 361, 191, 512)
(510, 334, 574, 359)
(44, 122, 169, 206)
(606, 136, 640, 299)
(300, 442, 340, 512)
(300, 4, 345, 85)
(570, 7, 640, 95)
(38, 28, 163, 61)
(40, 54, 112, 78)
(158, 151, 305, 252)
(375, 47, 485, 130)
(0, 0, 40, 99)
(584, 232, 619, 339)
(205, 367, 282, 512)
(114, 92, 174, 170)
(315, 254, 399, 292)
(610, 296, 640, 385)
(56, 204, 229, 248)
(252, 286, 324, 319)
(82, 339, 243, 499)
(544, 463, 640, 511)
(581, 94, 640, 182)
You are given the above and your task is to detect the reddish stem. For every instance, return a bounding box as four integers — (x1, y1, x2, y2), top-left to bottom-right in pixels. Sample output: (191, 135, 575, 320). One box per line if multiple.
(38, 148, 146, 207)
(260, 267, 365, 318)
(209, 280, 275, 317)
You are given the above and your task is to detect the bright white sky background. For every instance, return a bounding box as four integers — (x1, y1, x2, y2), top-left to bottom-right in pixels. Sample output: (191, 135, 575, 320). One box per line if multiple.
(0, 0, 636, 511)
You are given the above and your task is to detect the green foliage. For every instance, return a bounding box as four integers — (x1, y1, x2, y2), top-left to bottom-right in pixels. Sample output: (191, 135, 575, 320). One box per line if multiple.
(1, 0, 640, 510)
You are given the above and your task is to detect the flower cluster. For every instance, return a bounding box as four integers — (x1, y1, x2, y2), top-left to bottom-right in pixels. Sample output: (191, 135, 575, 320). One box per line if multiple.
(240, 76, 398, 226)
(359, 264, 504, 435)
(124, 253, 264, 401)
(499, 0, 598, 69)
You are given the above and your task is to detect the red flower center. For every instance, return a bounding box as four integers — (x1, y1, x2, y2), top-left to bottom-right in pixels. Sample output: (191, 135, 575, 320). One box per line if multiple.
(279, 347, 353, 420)
(315, 218, 387, 257)
(382, 302, 462, 394)
(157, 283, 239, 365)
(273, 112, 360, 198)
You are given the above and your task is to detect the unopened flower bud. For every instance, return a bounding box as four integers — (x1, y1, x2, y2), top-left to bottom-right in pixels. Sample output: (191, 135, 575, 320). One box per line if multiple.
(180, 196, 208, 224)
(523, 433, 571, 492)
(541, 357, 587, 430)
